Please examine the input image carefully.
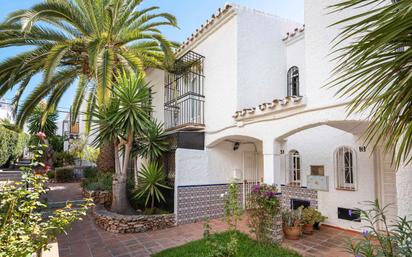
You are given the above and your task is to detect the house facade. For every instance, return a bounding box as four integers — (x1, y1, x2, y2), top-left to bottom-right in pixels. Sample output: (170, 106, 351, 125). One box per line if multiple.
(144, 1, 412, 230)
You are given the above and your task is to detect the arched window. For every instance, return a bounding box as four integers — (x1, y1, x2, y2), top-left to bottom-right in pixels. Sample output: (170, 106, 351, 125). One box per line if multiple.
(335, 146, 356, 190)
(287, 66, 299, 96)
(289, 150, 301, 185)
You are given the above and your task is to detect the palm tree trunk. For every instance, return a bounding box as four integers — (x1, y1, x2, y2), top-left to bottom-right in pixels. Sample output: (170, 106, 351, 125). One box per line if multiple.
(96, 141, 115, 173)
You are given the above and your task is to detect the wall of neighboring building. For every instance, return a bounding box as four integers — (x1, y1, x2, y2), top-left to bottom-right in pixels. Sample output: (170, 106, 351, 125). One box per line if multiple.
(0, 99, 13, 122)
(285, 125, 377, 230)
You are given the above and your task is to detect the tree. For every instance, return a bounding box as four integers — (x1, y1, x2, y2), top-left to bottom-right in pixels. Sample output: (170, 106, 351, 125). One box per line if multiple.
(0, 0, 178, 172)
(329, 0, 412, 167)
(92, 71, 152, 214)
(27, 104, 58, 136)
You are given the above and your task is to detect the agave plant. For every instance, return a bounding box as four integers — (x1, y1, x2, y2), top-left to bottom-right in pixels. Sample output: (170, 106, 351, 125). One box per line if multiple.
(134, 162, 171, 211)
(329, 0, 412, 167)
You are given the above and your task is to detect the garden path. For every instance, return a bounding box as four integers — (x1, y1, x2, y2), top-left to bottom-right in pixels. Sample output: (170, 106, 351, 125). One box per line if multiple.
(50, 183, 359, 257)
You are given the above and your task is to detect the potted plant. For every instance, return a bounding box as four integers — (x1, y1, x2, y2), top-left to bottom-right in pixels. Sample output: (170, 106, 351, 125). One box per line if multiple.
(282, 208, 302, 240)
(314, 211, 327, 230)
(301, 207, 325, 234)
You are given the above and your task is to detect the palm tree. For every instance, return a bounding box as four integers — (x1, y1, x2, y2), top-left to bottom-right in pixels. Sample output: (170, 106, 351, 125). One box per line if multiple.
(27, 104, 58, 136)
(92, 71, 152, 214)
(329, 0, 412, 167)
(0, 0, 177, 172)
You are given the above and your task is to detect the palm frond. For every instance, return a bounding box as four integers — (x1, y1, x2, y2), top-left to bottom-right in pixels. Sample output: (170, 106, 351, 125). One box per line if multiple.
(328, 0, 412, 167)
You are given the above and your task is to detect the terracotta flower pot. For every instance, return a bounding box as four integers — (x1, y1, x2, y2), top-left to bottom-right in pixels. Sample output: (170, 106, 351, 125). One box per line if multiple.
(283, 226, 301, 240)
(303, 223, 314, 235)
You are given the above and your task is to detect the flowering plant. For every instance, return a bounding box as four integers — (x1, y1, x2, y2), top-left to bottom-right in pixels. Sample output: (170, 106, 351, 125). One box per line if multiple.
(248, 184, 279, 244)
(343, 200, 412, 257)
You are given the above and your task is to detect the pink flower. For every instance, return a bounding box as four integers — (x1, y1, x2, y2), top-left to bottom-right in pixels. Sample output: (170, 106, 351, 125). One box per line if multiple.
(44, 164, 51, 172)
(36, 131, 46, 139)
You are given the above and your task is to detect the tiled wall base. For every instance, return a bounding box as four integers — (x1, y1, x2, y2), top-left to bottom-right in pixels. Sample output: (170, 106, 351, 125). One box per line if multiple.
(176, 183, 283, 243)
(176, 183, 243, 224)
(280, 185, 318, 209)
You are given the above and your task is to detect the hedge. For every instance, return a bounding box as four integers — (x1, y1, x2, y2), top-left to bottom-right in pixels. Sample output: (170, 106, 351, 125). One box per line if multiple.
(0, 126, 29, 167)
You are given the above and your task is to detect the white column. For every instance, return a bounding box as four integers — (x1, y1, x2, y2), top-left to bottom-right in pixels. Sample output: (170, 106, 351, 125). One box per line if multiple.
(262, 139, 283, 187)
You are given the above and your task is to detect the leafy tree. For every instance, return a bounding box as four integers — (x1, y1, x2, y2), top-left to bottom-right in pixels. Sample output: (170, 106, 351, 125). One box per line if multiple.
(92, 71, 154, 214)
(329, 0, 412, 167)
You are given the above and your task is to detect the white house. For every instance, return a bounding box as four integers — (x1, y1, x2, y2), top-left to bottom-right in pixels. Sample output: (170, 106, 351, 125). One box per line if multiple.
(0, 98, 13, 122)
(143, 0, 412, 231)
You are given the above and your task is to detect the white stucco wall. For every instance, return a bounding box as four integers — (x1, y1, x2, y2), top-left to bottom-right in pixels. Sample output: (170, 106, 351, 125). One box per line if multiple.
(286, 125, 377, 230)
(236, 7, 301, 108)
(286, 36, 305, 97)
(397, 163, 412, 218)
(145, 68, 165, 123)
(175, 141, 262, 186)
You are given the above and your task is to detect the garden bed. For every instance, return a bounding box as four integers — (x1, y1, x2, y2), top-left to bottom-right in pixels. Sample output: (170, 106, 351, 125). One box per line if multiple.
(92, 204, 175, 233)
(82, 188, 112, 208)
(152, 231, 301, 257)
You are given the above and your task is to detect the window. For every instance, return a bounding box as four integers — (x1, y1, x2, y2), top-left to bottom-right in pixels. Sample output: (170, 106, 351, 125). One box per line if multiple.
(287, 66, 299, 96)
(335, 146, 356, 190)
(289, 150, 301, 185)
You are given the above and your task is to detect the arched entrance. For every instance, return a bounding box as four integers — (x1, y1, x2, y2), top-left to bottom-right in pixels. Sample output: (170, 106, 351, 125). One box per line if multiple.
(208, 135, 263, 209)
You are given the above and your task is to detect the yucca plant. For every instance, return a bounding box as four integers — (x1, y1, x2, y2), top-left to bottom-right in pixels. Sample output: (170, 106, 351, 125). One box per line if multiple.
(329, 0, 412, 167)
(133, 119, 168, 162)
(134, 162, 171, 211)
(91, 71, 152, 214)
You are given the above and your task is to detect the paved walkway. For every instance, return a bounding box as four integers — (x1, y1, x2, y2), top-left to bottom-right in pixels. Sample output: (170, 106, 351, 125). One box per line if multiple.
(50, 183, 359, 257)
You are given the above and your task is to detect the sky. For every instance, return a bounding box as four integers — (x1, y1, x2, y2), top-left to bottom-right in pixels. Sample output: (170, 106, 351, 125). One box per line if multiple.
(0, 0, 304, 119)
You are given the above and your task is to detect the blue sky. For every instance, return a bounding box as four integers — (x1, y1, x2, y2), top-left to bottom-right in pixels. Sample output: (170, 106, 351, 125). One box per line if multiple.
(0, 0, 303, 119)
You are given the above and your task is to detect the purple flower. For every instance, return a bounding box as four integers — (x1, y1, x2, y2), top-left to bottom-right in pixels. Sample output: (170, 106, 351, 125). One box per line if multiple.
(264, 191, 276, 199)
(349, 209, 352, 216)
(362, 230, 369, 237)
(251, 184, 261, 193)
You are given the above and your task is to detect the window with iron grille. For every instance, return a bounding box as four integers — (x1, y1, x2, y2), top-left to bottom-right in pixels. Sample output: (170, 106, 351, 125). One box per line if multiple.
(287, 66, 299, 97)
(335, 146, 356, 190)
(289, 150, 301, 185)
(164, 51, 205, 130)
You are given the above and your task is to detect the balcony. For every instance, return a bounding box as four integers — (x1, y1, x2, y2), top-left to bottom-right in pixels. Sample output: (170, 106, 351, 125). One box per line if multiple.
(164, 51, 205, 130)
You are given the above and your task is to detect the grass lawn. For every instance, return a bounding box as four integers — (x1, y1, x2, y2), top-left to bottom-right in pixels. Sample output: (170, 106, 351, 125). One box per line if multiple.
(152, 231, 302, 257)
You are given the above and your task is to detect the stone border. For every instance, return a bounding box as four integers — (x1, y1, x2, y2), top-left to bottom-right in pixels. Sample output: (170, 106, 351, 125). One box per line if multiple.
(82, 189, 112, 208)
(92, 205, 176, 233)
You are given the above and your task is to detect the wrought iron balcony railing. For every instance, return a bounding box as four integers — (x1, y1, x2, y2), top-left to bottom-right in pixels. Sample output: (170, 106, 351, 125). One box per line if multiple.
(164, 51, 205, 130)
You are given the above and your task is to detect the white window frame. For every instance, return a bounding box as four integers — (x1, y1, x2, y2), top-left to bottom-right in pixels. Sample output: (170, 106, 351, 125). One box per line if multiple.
(334, 146, 357, 191)
(288, 150, 301, 185)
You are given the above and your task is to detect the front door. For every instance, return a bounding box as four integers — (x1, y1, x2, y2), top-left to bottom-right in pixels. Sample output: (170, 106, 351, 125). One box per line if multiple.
(242, 151, 259, 209)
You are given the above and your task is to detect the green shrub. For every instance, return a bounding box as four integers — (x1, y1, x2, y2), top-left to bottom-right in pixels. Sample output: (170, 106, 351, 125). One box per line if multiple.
(82, 173, 112, 191)
(49, 135, 64, 152)
(55, 166, 75, 182)
(54, 152, 75, 168)
(0, 127, 28, 167)
(83, 167, 98, 179)
(47, 171, 55, 180)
